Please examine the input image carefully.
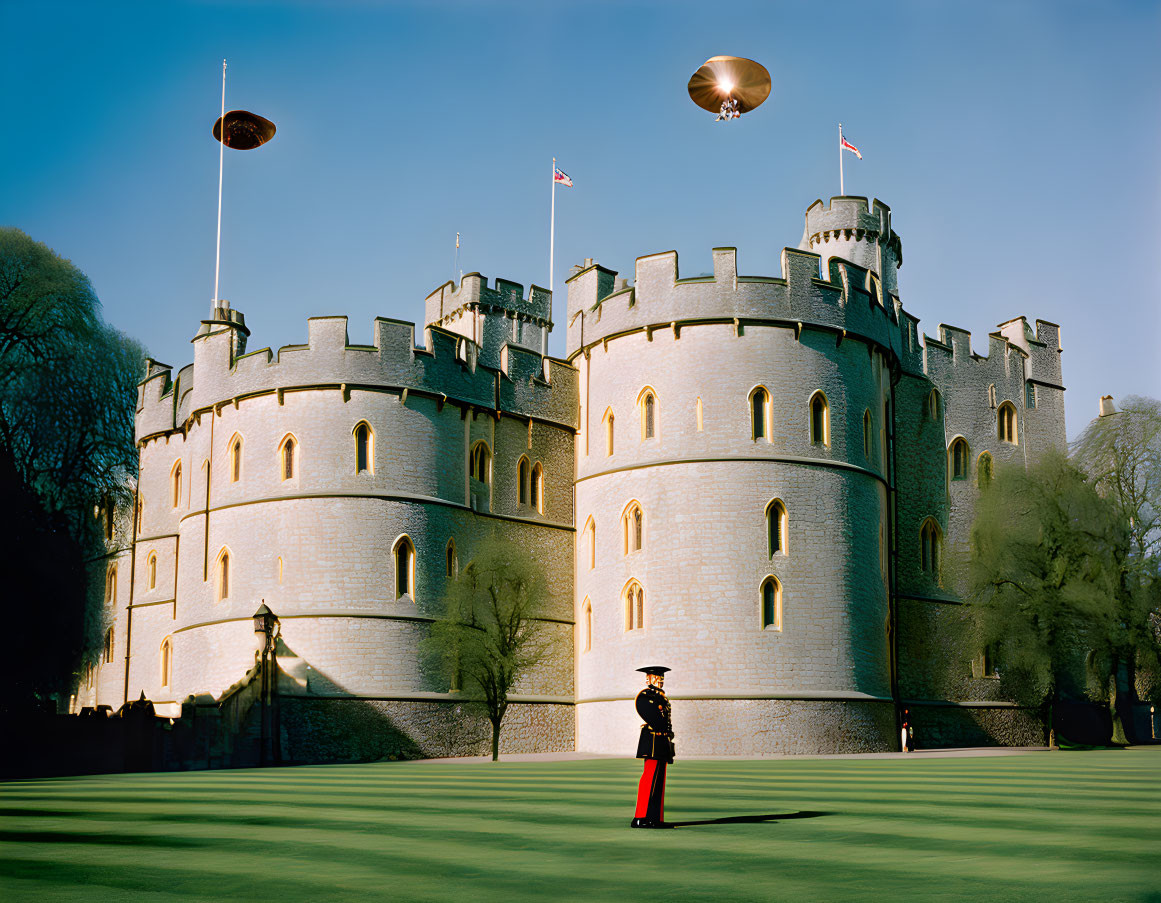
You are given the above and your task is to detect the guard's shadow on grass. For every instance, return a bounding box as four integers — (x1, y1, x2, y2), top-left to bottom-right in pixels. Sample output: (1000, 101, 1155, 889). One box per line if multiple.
(669, 810, 831, 828)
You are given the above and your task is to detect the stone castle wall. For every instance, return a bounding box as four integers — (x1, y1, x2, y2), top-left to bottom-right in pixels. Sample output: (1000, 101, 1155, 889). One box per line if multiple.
(75, 196, 1068, 759)
(77, 296, 577, 757)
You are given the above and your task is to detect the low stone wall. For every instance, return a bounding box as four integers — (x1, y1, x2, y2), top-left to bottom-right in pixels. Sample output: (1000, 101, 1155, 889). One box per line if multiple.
(278, 698, 575, 763)
(579, 698, 896, 756)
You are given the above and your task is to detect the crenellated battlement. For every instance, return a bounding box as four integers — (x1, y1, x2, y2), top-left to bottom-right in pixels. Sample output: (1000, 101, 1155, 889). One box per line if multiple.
(136, 306, 578, 444)
(564, 243, 910, 367)
(424, 272, 552, 367)
(424, 272, 551, 326)
(923, 323, 1030, 412)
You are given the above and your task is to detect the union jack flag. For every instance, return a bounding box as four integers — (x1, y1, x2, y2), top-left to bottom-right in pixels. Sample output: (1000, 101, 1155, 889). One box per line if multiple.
(840, 135, 862, 159)
(553, 167, 574, 187)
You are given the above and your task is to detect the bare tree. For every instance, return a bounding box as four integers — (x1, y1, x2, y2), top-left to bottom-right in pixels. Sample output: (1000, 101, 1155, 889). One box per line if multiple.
(1072, 396, 1161, 740)
(422, 538, 556, 760)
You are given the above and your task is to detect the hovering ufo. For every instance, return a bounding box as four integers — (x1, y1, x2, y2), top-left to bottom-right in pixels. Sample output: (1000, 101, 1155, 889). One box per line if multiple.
(687, 56, 771, 122)
(212, 110, 277, 149)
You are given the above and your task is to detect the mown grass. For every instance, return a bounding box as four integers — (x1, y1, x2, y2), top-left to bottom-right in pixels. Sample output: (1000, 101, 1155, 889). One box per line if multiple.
(1, 748, 1159, 902)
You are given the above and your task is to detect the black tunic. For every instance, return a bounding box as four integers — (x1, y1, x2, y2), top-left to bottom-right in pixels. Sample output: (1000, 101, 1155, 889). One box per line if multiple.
(635, 685, 675, 762)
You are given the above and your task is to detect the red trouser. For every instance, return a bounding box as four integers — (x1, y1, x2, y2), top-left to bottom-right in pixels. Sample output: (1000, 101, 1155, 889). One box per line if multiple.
(634, 758, 667, 823)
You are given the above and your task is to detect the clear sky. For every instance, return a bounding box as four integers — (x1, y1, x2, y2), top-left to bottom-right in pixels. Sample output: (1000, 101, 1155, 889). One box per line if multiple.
(3, 0, 1158, 438)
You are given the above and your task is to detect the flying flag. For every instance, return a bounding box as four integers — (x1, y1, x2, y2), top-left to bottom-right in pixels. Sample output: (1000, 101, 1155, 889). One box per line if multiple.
(840, 135, 862, 159)
(553, 167, 574, 188)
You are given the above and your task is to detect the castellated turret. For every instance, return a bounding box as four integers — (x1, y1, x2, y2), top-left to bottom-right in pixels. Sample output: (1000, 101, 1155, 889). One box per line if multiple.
(800, 197, 902, 297)
(425, 274, 551, 367)
(565, 196, 1065, 756)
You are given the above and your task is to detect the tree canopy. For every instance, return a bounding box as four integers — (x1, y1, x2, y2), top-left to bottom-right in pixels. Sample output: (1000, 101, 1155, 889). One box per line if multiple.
(0, 229, 145, 712)
(965, 451, 1123, 746)
(421, 538, 556, 760)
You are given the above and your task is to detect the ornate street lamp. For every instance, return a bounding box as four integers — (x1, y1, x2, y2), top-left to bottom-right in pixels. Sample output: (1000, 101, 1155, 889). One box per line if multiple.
(253, 602, 277, 650)
(252, 602, 279, 765)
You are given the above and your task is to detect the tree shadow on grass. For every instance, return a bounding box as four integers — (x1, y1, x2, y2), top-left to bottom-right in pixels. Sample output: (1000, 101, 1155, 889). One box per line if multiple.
(669, 810, 831, 828)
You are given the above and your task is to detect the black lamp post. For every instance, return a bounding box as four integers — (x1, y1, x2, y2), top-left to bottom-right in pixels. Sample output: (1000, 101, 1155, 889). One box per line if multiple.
(253, 602, 278, 765)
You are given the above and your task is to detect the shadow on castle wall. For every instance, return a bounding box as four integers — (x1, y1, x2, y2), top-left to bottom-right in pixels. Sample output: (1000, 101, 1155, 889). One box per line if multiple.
(0, 637, 574, 778)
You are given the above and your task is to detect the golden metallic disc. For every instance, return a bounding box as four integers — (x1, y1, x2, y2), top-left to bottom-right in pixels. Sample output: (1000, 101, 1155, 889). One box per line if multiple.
(687, 56, 771, 115)
(212, 110, 277, 150)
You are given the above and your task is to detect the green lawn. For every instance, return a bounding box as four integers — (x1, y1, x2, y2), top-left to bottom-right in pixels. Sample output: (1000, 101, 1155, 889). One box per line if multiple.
(2, 749, 1159, 902)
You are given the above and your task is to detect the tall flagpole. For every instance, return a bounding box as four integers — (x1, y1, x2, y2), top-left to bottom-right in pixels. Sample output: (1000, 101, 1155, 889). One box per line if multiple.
(454, 232, 460, 285)
(214, 60, 227, 306)
(548, 157, 556, 358)
(549, 157, 556, 303)
(838, 122, 844, 196)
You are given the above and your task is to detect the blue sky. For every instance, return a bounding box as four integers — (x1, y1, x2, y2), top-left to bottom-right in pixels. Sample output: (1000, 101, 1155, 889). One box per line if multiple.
(3, 0, 1158, 438)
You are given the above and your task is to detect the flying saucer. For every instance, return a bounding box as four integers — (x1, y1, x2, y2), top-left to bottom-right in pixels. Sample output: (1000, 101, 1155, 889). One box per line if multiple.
(687, 56, 771, 120)
(212, 110, 277, 149)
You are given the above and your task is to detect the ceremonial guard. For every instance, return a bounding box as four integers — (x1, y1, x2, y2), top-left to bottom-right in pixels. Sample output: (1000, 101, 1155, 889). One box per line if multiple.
(631, 666, 675, 828)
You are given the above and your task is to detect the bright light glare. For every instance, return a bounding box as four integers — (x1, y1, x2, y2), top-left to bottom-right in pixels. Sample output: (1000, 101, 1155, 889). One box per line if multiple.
(719, 80, 735, 94)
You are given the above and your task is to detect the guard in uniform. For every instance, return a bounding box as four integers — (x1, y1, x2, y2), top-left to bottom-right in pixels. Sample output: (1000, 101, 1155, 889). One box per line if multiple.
(631, 666, 674, 828)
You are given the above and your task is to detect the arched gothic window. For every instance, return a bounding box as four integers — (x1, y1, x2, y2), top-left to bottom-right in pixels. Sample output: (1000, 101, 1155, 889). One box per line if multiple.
(469, 441, 491, 484)
(279, 435, 297, 481)
(215, 548, 230, 601)
(761, 577, 782, 630)
(977, 451, 994, 489)
(639, 389, 657, 439)
(171, 462, 182, 508)
(624, 581, 645, 631)
(766, 500, 788, 556)
(582, 598, 592, 653)
(810, 392, 830, 446)
(696, 396, 704, 432)
(997, 402, 1018, 444)
(394, 535, 416, 599)
(228, 435, 243, 482)
(750, 387, 770, 441)
(949, 438, 970, 481)
(622, 502, 644, 554)
(920, 519, 942, 579)
(101, 497, 115, 540)
(583, 516, 596, 570)
(135, 496, 144, 535)
(103, 628, 114, 664)
(531, 462, 544, 513)
(160, 636, 173, 688)
(603, 409, 615, 456)
(445, 538, 458, 578)
(354, 422, 374, 474)
(147, 553, 157, 590)
(863, 409, 872, 459)
(105, 566, 117, 606)
(517, 456, 530, 505)
(928, 388, 942, 421)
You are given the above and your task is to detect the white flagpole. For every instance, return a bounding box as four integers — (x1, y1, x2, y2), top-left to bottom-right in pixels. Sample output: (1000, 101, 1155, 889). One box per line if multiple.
(838, 122, 844, 196)
(547, 157, 556, 358)
(454, 232, 460, 285)
(549, 157, 556, 301)
(214, 60, 227, 306)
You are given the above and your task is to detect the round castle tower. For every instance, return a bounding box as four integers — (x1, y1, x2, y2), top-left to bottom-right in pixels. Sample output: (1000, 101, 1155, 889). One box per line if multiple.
(122, 286, 577, 761)
(566, 197, 912, 755)
(800, 196, 902, 297)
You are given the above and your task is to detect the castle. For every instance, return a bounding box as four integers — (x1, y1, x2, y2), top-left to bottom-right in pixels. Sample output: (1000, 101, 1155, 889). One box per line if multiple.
(75, 196, 1066, 759)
